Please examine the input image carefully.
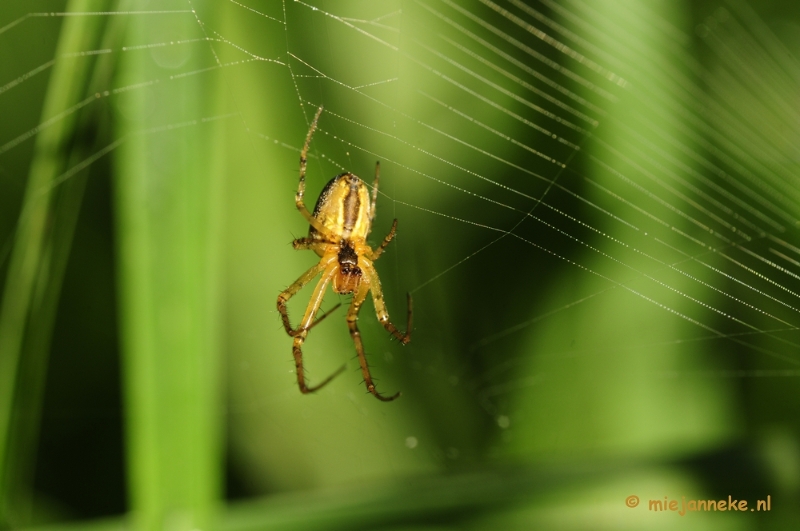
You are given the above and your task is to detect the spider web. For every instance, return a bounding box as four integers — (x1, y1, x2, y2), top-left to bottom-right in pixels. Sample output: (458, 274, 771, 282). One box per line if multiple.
(1, 0, 800, 517)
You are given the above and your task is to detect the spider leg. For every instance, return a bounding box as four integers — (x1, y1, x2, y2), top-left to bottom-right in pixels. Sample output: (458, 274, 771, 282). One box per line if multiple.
(297, 106, 333, 236)
(292, 237, 326, 251)
(348, 277, 400, 401)
(363, 260, 412, 344)
(276, 255, 336, 336)
(290, 262, 347, 394)
(369, 219, 397, 261)
(307, 302, 341, 331)
(369, 161, 380, 225)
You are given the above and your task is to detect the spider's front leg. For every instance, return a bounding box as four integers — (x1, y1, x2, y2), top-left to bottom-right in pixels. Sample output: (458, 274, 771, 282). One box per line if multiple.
(348, 278, 401, 401)
(278, 261, 346, 394)
(362, 261, 412, 345)
(277, 258, 331, 336)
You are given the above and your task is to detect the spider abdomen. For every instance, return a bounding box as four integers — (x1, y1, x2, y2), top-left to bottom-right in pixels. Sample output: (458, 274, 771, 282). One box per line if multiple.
(310, 173, 372, 243)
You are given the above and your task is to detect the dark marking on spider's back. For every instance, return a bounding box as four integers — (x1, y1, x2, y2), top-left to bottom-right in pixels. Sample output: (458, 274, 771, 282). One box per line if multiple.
(309, 173, 348, 240)
(341, 178, 361, 232)
(311, 173, 347, 217)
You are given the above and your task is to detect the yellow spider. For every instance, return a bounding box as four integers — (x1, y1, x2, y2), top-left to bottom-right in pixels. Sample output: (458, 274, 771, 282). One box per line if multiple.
(277, 106, 412, 401)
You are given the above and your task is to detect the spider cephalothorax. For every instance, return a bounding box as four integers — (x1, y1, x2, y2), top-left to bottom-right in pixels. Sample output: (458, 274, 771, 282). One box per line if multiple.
(277, 106, 412, 402)
(334, 241, 362, 294)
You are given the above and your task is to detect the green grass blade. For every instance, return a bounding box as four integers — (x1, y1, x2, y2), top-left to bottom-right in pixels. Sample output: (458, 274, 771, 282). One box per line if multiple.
(113, 1, 223, 529)
(0, 0, 112, 525)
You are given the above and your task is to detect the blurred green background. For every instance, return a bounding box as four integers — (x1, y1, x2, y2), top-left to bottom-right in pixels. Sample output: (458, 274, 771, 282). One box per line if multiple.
(1, 0, 799, 530)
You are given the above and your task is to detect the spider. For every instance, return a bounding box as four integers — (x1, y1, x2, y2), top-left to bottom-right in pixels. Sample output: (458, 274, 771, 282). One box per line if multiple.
(277, 106, 412, 402)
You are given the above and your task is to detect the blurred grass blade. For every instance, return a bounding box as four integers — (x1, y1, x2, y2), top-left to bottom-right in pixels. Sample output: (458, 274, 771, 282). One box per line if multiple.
(0, 0, 111, 525)
(114, 1, 223, 529)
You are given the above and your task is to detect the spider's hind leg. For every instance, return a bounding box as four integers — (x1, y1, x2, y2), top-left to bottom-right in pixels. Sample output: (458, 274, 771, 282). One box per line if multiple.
(292, 237, 317, 250)
(370, 219, 398, 261)
(369, 161, 380, 225)
(296, 106, 331, 236)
